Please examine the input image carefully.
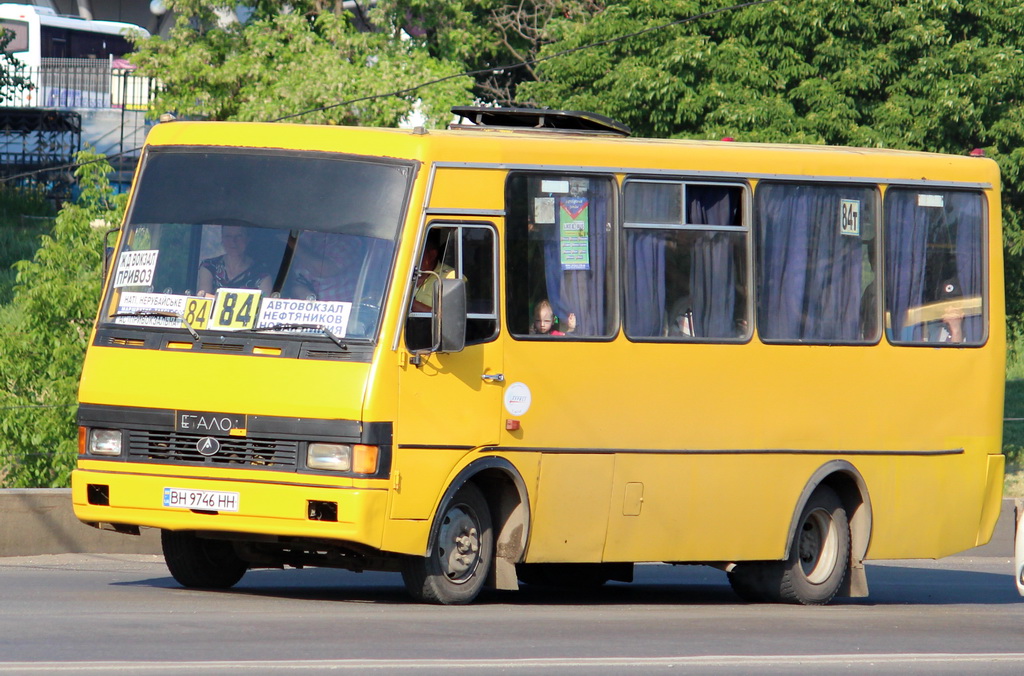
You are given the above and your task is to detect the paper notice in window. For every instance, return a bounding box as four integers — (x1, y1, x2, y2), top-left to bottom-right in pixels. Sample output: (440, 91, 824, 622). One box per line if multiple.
(840, 199, 860, 236)
(113, 249, 159, 288)
(559, 196, 590, 271)
(534, 197, 555, 225)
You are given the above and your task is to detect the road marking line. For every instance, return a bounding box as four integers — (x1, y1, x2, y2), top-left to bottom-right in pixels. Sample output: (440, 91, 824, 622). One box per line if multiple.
(4, 654, 1024, 671)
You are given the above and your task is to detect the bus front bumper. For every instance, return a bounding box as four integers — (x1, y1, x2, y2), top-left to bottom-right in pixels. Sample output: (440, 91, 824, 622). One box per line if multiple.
(71, 467, 389, 550)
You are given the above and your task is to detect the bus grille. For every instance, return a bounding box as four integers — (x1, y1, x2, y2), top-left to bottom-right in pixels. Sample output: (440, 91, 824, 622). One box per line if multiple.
(127, 430, 299, 470)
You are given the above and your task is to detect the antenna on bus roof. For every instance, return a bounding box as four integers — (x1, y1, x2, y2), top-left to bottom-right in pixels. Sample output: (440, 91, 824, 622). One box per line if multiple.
(450, 106, 631, 137)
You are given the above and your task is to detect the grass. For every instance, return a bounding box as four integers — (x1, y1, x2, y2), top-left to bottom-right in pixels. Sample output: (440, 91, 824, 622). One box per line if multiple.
(1004, 334, 1024, 498)
(0, 187, 55, 305)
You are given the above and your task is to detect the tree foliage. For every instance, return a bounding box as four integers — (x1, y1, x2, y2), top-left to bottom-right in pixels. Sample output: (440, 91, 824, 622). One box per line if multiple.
(0, 154, 125, 487)
(371, 0, 604, 104)
(517, 0, 1024, 328)
(130, 1, 473, 126)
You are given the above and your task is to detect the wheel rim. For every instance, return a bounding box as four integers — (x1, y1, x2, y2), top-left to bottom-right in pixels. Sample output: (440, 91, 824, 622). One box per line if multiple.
(798, 507, 838, 584)
(436, 502, 481, 584)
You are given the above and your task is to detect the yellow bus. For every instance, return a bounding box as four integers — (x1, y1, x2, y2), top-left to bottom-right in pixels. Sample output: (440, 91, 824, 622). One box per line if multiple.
(72, 107, 1005, 605)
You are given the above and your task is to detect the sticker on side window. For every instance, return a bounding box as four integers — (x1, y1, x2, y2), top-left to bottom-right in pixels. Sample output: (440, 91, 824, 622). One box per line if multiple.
(840, 199, 860, 237)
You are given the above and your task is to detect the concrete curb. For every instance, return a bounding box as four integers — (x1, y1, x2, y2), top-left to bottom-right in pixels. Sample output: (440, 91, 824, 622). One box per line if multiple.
(0, 489, 160, 557)
(0, 489, 1015, 559)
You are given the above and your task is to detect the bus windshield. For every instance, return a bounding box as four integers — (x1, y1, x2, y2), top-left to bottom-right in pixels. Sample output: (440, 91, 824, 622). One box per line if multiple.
(100, 146, 415, 343)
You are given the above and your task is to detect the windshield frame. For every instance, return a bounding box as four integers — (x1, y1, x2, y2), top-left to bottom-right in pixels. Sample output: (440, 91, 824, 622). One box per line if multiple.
(97, 144, 418, 353)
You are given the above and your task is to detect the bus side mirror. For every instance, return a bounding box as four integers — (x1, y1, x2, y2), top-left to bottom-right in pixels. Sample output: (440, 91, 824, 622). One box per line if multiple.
(434, 277, 466, 353)
(103, 227, 120, 279)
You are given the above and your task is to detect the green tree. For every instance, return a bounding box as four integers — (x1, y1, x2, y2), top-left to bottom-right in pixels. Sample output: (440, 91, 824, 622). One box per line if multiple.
(131, 2, 473, 126)
(517, 0, 1024, 327)
(370, 0, 604, 104)
(0, 153, 125, 488)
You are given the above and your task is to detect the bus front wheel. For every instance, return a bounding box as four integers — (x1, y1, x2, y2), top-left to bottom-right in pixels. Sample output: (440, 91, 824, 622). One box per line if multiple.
(401, 482, 493, 605)
(161, 530, 248, 589)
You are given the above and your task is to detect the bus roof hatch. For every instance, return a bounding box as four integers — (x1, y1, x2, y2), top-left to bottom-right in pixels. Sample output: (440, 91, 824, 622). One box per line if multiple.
(450, 106, 631, 137)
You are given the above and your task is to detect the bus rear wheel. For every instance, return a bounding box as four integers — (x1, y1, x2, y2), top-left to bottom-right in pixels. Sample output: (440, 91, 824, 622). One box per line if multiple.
(776, 485, 850, 605)
(727, 485, 850, 605)
(401, 482, 493, 605)
(161, 530, 248, 589)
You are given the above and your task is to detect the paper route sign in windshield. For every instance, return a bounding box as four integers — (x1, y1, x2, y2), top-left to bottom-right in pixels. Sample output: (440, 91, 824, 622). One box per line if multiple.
(115, 292, 188, 328)
(256, 298, 352, 338)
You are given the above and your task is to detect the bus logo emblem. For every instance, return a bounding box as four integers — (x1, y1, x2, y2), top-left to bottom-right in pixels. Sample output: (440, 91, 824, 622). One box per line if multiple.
(196, 437, 221, 457)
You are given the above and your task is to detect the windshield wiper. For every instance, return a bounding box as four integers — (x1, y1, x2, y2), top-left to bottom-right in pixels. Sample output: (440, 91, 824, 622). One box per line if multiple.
(109, 311, 199, 340)
(250, 323, 348, 350)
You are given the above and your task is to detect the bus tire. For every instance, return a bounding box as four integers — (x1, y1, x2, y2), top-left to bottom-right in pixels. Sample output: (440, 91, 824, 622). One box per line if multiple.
(161, 530, 248, 589)
(401, 482, 493, 605)
(775, 485, 850, 605)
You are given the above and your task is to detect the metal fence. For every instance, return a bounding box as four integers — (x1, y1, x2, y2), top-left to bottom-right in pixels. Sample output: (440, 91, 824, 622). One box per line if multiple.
(0, 58, 157, 110)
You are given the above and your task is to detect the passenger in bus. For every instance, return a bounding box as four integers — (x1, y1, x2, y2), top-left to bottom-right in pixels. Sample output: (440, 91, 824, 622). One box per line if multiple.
(411, 230, 456, 312)
(936, 278, 965, 343)
(531, 299, 575, 336)
(286, 231, 364, 302)
(197, 224, 272, 296)
(667, 297, 694, 337)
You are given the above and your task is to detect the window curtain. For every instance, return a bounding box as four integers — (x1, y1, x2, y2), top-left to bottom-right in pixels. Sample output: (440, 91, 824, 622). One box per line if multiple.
(885, 190, 984, 342)
(624, 231, 665, 335)
(689, 187, 741, 337)
(543, 180, 611, 335)
(953, 193, 984, 342)
(758, 184, 864, 341)
(885, 192, 930, 340)
(623, 182, 673, 336)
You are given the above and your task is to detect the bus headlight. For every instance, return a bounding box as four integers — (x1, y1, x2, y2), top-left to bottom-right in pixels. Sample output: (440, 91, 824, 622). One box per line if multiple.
(89, 429, 123, 456)
(307, 443, 352, 471)
(306, 443, 379, 474)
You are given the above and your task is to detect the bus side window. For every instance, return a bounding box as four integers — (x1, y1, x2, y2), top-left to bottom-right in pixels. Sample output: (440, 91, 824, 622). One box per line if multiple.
(755, 182, 880, 344)
(406, 224, 498, 351)
(622, 181, 749, 341)
(505, 173, 616, 338)
(1, 19, 30, 52)
(884, 188, 985, 345)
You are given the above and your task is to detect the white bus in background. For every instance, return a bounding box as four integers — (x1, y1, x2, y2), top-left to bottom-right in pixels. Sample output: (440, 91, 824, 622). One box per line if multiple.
(0, 3, 149, 108)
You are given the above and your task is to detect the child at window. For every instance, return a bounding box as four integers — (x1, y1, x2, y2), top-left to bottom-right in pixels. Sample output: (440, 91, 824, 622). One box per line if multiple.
(532, 299, 575, 336)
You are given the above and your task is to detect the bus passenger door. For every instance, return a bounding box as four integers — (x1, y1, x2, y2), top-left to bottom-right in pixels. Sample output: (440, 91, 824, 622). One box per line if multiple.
(393, 222, 503, 519)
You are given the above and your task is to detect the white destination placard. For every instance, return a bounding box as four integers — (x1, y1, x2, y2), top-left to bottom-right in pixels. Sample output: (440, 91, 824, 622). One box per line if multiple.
(257, 298, 352, 338)
(114, 292, 188, 328)
(112, 249, 159, 288)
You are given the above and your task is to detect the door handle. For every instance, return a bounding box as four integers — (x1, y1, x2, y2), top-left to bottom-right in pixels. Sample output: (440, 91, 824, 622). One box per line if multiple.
(481, 373, 505, 383)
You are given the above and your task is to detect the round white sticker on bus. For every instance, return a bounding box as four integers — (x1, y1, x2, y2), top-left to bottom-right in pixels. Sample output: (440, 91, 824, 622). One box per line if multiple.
(504, 382, 532, 416)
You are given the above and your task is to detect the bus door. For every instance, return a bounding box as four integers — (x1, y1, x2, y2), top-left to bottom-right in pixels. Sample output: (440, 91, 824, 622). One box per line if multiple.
(392, 221, 503, 519)
(497, 172, 621, 563)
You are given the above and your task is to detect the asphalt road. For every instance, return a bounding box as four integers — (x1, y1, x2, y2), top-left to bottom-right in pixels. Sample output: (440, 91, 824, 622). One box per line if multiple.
(1, 553, 1022, 674)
